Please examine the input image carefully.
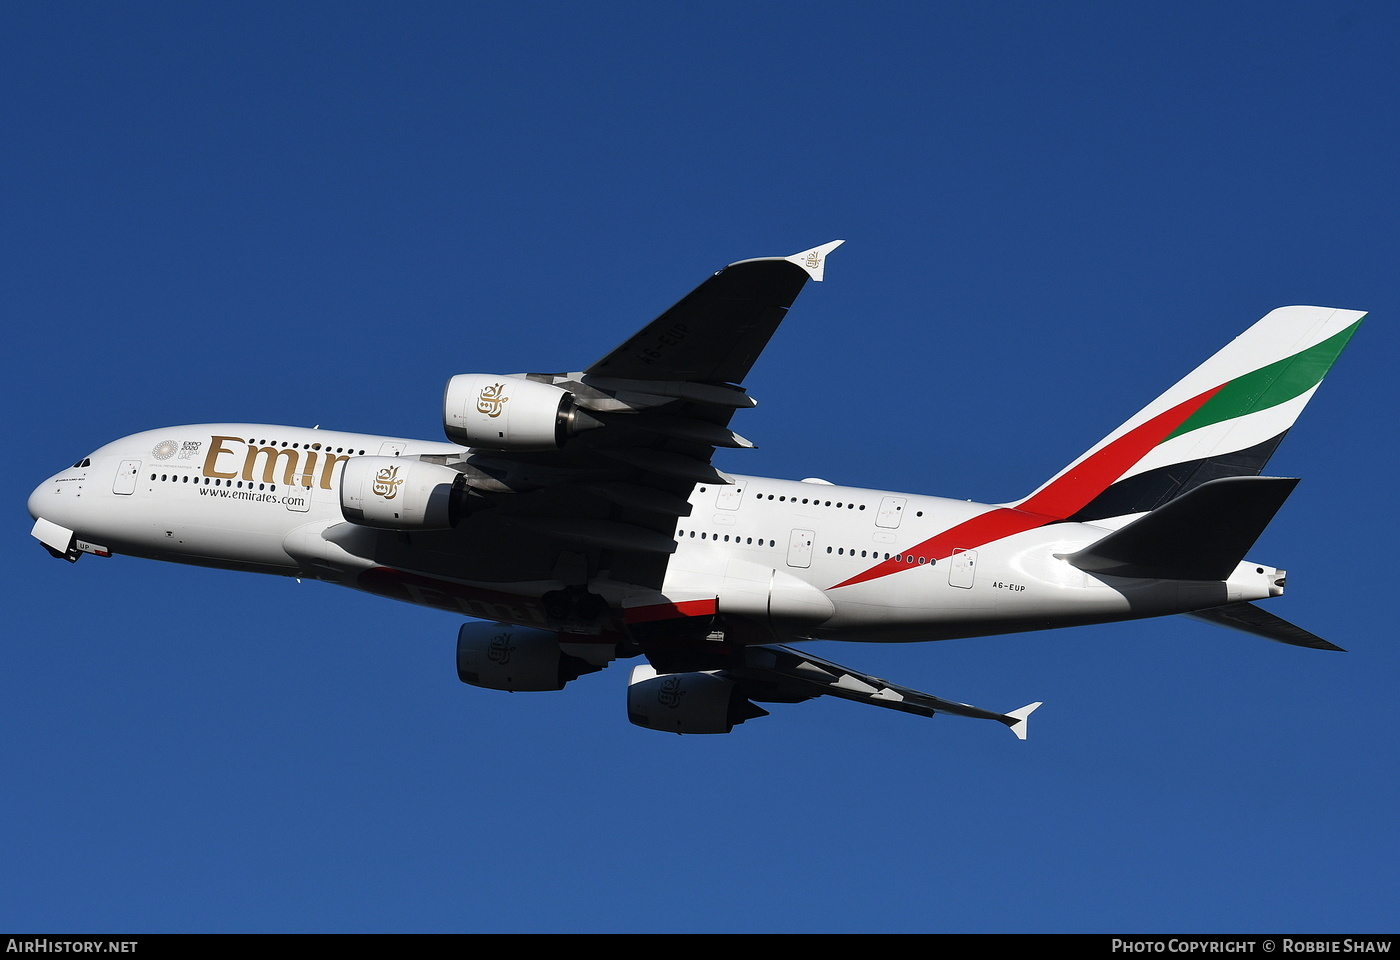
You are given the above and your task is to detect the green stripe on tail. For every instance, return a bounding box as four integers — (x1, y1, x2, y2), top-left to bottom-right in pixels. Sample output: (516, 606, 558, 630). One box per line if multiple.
(1166, 318, 1365, 441)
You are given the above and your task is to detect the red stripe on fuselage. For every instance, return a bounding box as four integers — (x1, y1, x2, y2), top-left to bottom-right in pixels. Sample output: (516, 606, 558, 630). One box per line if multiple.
(623, 598, 719, 624)
(829, 385, 1224, 589)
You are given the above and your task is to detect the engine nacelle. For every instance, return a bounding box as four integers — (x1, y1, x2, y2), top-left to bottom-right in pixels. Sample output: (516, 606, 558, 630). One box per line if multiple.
(443, 374, 599, 450)
(626, 665, 769, 734)
(456, 623, 603, 692)
(340, 456, 464, 530)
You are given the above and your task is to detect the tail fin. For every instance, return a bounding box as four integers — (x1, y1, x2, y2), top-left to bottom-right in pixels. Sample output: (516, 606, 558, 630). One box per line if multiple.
(1013, 306, 1365, 522)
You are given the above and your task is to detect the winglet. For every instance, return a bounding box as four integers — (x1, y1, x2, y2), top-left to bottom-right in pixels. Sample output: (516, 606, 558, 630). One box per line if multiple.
(1005, 702, 1043, 740)
(785, 240, 845, 282)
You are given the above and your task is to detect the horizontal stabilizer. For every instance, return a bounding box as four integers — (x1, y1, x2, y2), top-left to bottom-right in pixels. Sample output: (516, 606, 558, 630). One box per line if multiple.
(1063, 476, 1298, 581)
(1185, 602, 1344, 651)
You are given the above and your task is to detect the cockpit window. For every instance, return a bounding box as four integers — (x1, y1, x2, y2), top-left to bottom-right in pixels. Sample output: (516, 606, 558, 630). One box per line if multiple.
(71, 458, 91, 469)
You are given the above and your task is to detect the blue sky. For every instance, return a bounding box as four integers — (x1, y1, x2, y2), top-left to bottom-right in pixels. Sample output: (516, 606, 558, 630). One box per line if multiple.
(4, 2, 1398, 933)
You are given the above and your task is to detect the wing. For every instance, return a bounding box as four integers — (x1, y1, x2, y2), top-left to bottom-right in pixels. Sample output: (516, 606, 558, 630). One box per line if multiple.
(586, 240, 844, 383)
(382, 242, 844, 619)
(628, 644, 1043, 738)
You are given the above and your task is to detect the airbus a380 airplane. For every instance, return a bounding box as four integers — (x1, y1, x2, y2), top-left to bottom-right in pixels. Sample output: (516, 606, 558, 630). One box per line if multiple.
(28, 242, 1366, 737)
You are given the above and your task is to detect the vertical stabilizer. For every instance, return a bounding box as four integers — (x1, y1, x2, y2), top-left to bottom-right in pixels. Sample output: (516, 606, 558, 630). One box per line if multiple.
(1012, 306, 1365, 522)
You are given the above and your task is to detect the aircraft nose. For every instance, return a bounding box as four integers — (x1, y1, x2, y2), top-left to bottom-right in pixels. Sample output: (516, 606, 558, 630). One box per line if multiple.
(28, 475, 54, 521)
(29, 469, 78, 527)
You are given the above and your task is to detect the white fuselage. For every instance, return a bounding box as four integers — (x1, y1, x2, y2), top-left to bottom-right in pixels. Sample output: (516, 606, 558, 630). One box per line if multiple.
(28, 423, 1284, 645)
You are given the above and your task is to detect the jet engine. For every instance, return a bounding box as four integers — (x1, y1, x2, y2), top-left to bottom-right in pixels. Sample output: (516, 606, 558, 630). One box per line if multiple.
(456, 623, 603, 692)
(625, 665, 769, 734)
(443, 374, 601, 450)
(340, 456, 466, 530)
